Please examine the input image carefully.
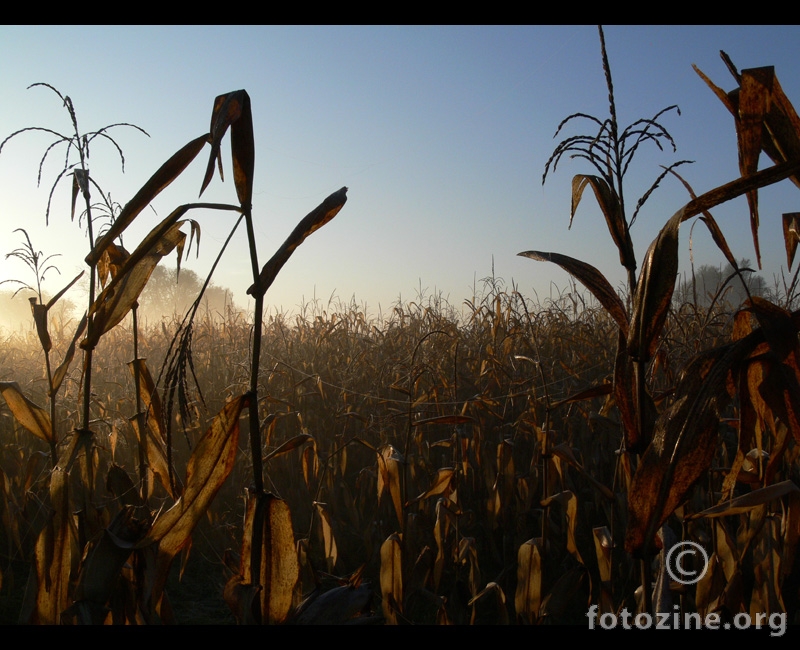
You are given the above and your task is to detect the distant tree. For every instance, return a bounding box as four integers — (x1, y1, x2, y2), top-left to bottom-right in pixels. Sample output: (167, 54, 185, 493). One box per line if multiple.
(675, 258, 766, 308)
(137, 265, 241, 324)
(0, 289, 38, 333)
(0, 289, 79, 335)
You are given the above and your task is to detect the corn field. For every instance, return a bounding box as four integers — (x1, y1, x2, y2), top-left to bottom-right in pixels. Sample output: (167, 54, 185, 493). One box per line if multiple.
(1, 28, 800, 626)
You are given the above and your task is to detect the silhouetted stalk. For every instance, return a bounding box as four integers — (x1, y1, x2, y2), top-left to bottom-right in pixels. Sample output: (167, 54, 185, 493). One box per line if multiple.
(131, 304, 149, 501)
(45, 344, 58, 467)
(598, 26, 636, 296)
(243, 207, 264, 493)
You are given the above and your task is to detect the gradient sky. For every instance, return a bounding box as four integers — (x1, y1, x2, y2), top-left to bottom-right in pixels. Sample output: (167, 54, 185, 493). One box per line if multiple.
(1, 25, 799, 326)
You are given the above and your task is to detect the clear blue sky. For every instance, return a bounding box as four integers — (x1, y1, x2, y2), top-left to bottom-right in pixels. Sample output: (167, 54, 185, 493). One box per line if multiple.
(1, 25, 799, 325)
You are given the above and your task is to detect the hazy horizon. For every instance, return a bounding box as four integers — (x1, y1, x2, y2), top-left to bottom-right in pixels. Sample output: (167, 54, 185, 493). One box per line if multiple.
(2, 25, 799, 332)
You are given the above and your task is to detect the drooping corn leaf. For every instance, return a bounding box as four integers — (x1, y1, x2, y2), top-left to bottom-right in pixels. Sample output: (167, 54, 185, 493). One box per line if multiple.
(263, 433, 313, 462)
(541, 490, 582, 563)
(234, 491, 299, 624)
(200, 90, 254, 208)
(30, 467, 71, 624)
(550, 443, 614, 501)
(518, 250, 629, 337)
(27, 271, 84, 357)
(695, 59, 800, 269)
(127, 358, 179, 498)
(550, 381, 612, 410)
(65, 506, 148, 624)
(666, 166, 739, 269)
(746, 298, 800, 444)
(410, 468, 454, 503)
(514, 538, 543, 624)
(127, 358, 165, 444)
(247, 187, 348, 298)
(377, 445, 403, 527)
(315, 501, 338, 574)
(97, 243, 129, 289)
(691, 480, 799, 519)
(625, 332, 762, 556)
(380, 533, 403, 625)
(412, 415, 474, 427)
(0, 381, 52, 443)
(738, 67, 772, 267)
(105, 464, 146, 510)
(83, 219, 188, 349)
(628, 210, 680, 361)
(571, 174, 636, 273)
(783, 213, 800, 269)
(140, 394, 248, 613)
(86, 134, 208, 267)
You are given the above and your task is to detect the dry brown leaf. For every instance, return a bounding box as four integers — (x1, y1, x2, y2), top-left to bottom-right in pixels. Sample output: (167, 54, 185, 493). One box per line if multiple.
(783, 213, 800, 269)
(570, 174, 636, 273)
(377, 445, 403, 527)
(264, 433, 313, 462)
(541, 490, 582, 563)
(0, 381, 52, 443)
(247, 187, 348, 298)
(87, 134, 208, 267)
(236, 491, 299, 624)
(30, 468, 72, 624)
(140, 394, 248, 614)
(84, 220, 188, 349)
(412, 415, 474, 426)
(410, 468, 454, 504)
(67, 506, 149, 624)
(518, 250, 629, 337)
(380, 533, 403, 625)
(625, 333, 762, 556)
(691, 481, 800, 519)
(514, 538, 542, 623)
(201, 90, 254, 207)
(315, 502, 338, 573)
(628, 210, 680, 361)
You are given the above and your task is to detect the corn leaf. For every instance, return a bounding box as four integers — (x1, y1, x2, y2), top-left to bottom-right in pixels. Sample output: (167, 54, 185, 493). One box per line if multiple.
(237, 491, 299, 624)
(692, 480, 799, 519)
(248, 187, 348, 298)
(200, 90, 254, 206)
(0, 381, 52, 443)
(410, 468, 454, 503)
(377, 445, 403, 526)
(84, 218, 193, 349)
(30, 467, 71, 624)
(514, 538, 543, 623)
(140, 394, 248, 612)
(315, 502, 338, 574)
(625, 332, 762, 556)
(264, 433, 313, 462)
(380, 533, 403, 625)
(86, 134, 208, 266)
(628, 210, 680, 361)
(518, 250, 629, 337)
(571, 174, 635, 273)
(67, 506, 147, 624)
(201, 90, 255, 207)
(783, 213, 800, 269)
